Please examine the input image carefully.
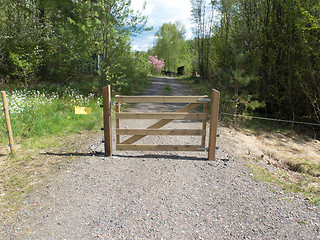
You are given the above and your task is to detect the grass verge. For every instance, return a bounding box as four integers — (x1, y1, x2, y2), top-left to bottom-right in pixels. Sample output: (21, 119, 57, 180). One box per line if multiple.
(248, 163, 320, 206)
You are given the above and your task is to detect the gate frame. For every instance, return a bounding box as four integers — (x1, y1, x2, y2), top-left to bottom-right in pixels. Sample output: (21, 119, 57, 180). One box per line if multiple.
(102, 85, 220, 160)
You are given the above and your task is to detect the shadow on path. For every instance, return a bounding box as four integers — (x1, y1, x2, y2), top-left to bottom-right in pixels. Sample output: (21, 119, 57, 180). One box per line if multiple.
(41, 152, 209, 161)
(40, 152, 105, 157)
(113, 153, 208, 161)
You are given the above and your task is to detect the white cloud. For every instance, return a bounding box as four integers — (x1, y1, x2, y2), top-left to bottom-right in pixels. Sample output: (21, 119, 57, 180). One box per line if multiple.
(131, 0, 154, 16)
(131, 32, 156, 51)
(130, 0, 194, 51)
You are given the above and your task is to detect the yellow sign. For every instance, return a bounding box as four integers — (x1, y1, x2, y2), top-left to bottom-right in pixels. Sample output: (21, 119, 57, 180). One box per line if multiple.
(74, 107, 92, 114)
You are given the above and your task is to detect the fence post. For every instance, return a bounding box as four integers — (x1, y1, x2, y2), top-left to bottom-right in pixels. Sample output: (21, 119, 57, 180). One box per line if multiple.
(102, 85, 112, 156)
(208, 89, 220, 160)
(1, 91, 14, 153)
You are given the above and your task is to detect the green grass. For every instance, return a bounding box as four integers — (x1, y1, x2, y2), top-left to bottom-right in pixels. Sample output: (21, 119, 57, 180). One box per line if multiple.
(178, 75, 211, 96)
(286, 161, 320, 177)
(0, 89, 102, 146)
(162, 83, 172, 94)
(248, 163, 320, 206)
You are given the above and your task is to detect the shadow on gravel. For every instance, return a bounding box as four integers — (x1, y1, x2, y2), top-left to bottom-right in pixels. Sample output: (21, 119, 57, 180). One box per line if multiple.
(113, 154, 208, 161)
(42, 152, 209, 161)
(41, 151, 105, 157)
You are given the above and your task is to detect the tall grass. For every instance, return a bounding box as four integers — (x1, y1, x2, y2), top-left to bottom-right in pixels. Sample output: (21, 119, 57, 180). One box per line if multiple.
(0, 76, 151, 147)
(0, 86, 102, 146)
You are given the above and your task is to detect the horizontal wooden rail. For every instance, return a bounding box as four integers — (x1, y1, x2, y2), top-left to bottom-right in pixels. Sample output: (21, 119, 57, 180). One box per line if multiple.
(116, 129, 206, 136)
(115, 96, 207, 103)
(116, 112, 207, 120)
(116, 144, 205, 151)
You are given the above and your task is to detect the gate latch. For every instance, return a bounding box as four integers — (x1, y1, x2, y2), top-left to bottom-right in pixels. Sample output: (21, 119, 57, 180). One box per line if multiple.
(196, 147, 208, 151)
(197, 98, 211, 102)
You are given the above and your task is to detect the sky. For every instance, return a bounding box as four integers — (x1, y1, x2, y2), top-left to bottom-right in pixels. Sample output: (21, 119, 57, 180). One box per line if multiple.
(130, 0, 194, 52)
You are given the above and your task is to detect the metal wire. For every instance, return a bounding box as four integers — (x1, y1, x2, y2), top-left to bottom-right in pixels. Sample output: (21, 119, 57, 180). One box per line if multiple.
(220, 112, 320, 127)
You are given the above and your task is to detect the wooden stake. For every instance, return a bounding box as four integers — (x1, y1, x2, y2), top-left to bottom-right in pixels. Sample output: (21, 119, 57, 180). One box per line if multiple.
(1, 91, 14, 153)
(102, 86, 112, 156)
(208, 89, 220, 161)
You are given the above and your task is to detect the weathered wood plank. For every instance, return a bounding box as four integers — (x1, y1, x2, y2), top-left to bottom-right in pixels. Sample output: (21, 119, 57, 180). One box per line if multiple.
(116, 129, 206, 136)
(116, 144, 205, 151)
(115, 96, 207, 103)
(116, 112, 207, 120)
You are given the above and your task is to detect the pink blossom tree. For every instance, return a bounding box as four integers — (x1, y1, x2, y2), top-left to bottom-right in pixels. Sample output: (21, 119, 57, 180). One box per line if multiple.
(147, 55, 165, 74)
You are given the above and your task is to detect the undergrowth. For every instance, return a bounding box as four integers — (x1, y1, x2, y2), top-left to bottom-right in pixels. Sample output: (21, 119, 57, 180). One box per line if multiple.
(0, 86, 102, 145)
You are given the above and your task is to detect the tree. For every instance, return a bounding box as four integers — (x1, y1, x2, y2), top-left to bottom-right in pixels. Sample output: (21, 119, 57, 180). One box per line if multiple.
(191, 0, 217, 78)
(86, 0, 149, 86)
(0, 0, 150, 87)
(153, 22, 190, 73)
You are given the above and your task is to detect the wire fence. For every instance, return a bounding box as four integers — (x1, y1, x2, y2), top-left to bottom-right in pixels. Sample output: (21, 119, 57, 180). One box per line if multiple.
(220, 112, 320, 127)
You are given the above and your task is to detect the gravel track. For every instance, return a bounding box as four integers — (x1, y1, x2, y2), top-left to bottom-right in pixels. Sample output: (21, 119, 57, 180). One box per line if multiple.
(1, 77, 320, 239)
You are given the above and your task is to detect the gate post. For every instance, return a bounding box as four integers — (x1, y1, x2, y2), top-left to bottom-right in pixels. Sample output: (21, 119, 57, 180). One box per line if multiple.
(102, 85, 112, 156)
(208, 89, 220, 160)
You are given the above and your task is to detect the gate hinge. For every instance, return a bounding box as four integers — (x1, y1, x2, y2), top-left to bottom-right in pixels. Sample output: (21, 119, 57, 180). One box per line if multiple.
(111, 101, 121, 106)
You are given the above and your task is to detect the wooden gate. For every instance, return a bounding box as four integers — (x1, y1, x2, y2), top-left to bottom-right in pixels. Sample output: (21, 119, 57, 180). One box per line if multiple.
(102, 85, 220, 160)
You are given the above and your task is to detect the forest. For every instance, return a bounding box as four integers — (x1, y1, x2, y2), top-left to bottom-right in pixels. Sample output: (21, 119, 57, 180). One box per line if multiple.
(188, 0, 320, 126)
(1, 0, 320, 127)
(0, 0, 151, 92)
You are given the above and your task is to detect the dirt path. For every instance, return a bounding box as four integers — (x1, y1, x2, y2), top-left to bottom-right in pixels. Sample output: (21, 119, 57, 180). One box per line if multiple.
(1, 77, 320, 239)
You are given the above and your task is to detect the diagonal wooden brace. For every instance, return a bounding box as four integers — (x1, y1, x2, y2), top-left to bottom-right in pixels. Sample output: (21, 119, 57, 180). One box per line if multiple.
(121, 103, 201, 144)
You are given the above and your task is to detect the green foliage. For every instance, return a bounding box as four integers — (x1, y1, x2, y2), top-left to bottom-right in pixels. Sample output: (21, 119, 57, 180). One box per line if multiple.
(9, 53, 35, 86)
(190, 0, 320, 127)
(0, 0, 150, 85)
